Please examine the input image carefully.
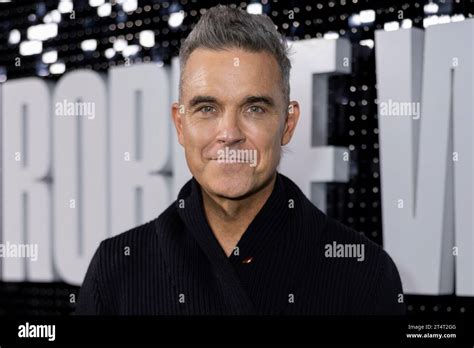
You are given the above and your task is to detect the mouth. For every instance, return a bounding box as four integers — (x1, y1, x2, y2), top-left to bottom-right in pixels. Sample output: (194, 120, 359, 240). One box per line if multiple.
(205, 147, 258, 167)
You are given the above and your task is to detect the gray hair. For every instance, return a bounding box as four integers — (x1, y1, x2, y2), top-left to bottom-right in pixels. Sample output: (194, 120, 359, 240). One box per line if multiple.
(178, 5, 291, 105)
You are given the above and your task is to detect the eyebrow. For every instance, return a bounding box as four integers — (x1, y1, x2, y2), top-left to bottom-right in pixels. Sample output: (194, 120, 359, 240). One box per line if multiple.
(189, 96, 218, 107)
(241, 95, 275, 107)
(188, 95, 276, 108)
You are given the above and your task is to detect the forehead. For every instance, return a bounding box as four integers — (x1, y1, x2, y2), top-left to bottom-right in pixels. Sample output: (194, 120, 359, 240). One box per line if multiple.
(181, 48, 284, 102)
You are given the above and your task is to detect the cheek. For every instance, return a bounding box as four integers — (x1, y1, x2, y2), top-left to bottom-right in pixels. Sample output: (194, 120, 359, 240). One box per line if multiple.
(247, 123, 282, 163)
(183, 119, 215, 148)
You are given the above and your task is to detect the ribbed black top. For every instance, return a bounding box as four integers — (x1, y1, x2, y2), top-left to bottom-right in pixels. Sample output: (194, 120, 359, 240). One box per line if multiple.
(76, 172, 406, 315)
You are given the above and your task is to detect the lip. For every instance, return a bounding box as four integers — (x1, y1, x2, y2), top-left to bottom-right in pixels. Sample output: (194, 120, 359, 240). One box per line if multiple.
(207, 149, 254, 160)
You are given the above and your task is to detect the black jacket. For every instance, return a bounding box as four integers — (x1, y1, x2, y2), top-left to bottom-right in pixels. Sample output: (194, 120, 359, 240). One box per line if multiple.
(76, 172, 405, 315)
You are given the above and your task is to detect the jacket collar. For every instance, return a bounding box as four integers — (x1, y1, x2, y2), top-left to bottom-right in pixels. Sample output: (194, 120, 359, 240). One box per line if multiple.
(176, 172, 290, 263)
(174, 172, 315, 314)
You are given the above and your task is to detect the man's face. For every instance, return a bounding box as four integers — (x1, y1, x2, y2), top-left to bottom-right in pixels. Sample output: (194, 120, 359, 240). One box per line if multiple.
(172, 48, 299, 200)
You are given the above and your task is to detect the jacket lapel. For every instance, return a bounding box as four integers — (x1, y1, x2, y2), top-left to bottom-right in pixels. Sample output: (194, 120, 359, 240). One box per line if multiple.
(225, 173, 317, 314)
(176, 178, 257, 315)
(161, 173, 316, 315)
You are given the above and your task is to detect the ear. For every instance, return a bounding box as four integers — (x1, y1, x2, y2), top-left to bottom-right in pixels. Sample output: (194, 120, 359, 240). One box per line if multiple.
(171, 102, 185, 147)
(281, 101, 300, 146)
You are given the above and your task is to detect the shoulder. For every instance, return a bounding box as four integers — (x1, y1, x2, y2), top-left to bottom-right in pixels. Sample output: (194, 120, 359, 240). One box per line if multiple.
(279, 173, 384, 262)
(90, 202, 181, 273)
(100, 201, 180, 252)
(315, 212, 405, 313)
(87, 202, 179, 290)
(309, 203, 395, 277)
(103, 219, 156, 247)
(280, 174, 404, 310)
(321, 214, 386, 262)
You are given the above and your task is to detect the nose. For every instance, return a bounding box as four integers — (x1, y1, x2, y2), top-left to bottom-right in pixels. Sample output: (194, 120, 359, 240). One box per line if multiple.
(216, 112, 245, 146)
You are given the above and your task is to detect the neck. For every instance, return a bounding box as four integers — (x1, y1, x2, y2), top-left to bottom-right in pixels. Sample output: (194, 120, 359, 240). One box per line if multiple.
(201, 173, 277, 257)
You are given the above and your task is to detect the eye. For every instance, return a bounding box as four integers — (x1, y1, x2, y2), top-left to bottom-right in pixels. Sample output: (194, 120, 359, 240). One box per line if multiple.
(198, 105, 216, 113)
(246, 105, 264, 113)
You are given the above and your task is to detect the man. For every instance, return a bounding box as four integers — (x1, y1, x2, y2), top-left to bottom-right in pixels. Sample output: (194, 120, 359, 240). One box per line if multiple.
(76, 5, 405, 315)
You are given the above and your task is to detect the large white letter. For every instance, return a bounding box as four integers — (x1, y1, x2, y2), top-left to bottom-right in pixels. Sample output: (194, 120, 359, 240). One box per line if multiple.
(53, 70, 108, 285)
(280, 38, 351, 211)
(375, 20, 474, 295)
(1, 78, 53, 282)
(109, 64, 172, 235)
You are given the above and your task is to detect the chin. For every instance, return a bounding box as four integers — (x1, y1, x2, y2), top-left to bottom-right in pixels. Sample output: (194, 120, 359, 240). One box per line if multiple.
(204, 165, 256, 199)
